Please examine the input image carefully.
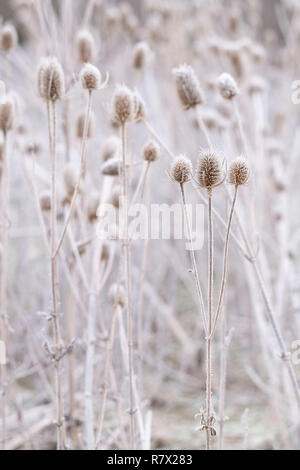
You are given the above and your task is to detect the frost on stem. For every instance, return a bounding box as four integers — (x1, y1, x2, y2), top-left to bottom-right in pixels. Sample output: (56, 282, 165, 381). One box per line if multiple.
(172, 64, 204, 110)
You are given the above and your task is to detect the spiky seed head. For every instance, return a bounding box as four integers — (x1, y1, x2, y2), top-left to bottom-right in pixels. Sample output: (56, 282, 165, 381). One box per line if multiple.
(64, 163, 78, 196)
(76, 110, 95, 139)
(170, 155, 193, 184)
(76, 29, 96, 63)
(101, 136, 120, 161)
(143, 140, 159, 162)
(0, 94, 15, 132)
(79, 63, 101, 91)
(197, 150, 223, 190)
(87, 192, 100, 222)
(0, 23, 18, 51)
(109, 283, 126, 308)
(172, 64, 204, 110)
(217, 73, 239, 100)
(112, 85, 134, 125)
(37, 56, 65, 101)
(132, 41, 150, 69)
(132, 90, 146, 121)
(111, 184, 122, 208)
(228, 156, 249, 185)
(101, 157, 120, 176)
(39, 191, 51, 211)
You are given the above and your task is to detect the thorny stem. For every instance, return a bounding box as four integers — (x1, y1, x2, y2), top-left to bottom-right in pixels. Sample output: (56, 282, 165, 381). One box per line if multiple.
(121, 124, 135, 449)
(54, 90, 92, 257)
(0, 131, 8, 450)
(211, 185, 238, 338)
(49, 100, 65, 450)
(179, 183, 208, 334)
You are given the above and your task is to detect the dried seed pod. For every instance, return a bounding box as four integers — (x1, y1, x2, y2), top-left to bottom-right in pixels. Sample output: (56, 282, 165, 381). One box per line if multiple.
(37, 56, 65, 102)
(197, 150, 223, 190)
(0, 94, 15, 132)
(228, 156, 250, 185)
(39, 191, 51, 211)
(217, 73, 239, 100)
(79, 63, 101, 91)
(143, 139, 159, 162)
(87, 192, 100, 222)
(170, 155, 193, 184)
(172, 64, 204, 110)
(132, 41, 150, 69)
(112, 85, 134, 125)
(111, 184, 122, 208)
(64, 163, 78, 196)
(101, 157, 120, 176)
(101, 136, 120, 161)
(76, 29, 96, 63)
(132, 90, 146, 121)
(0, 23, 18, 51)
(76, 110, 95, 139)
(109, 283, 126, 308)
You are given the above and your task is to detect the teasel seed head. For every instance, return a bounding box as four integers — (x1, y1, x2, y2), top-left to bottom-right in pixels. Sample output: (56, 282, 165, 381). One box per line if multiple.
(132, 90, 146, 122)
(39, 190, 51, 212)
(217, 73, 239, 100)
(143, 139, 159, 162)
(172, 64, 204, 110)
(0, 23, 18, 51)
(112, 85, 134, 126)
(228, 156, 250, 186)
(132, 41, 150, 69)
(101, 157, 120, 176)
(101, 136, 120, 162)
(170, 155, 193, 184)
(76, 109, 95, 139)
(87, 192, 100, 223)
(79, 63, 101, 91)
(0, 94, 16, 133)
(109, 283, 126, 308)
(37, 56, 65, 102)
(76, 29, 96, 63)
(196, 149, 224, 192)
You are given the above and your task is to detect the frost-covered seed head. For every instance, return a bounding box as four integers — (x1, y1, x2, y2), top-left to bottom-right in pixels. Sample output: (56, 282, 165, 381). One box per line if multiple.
(0, 23, 18, 51)
(132, 41, 150, 69)
(132, 90, 146, 121)
(112, 85, 134, 125)
(79, 63, 101, 91)
(170, 155, 193, 184)
(101, 157, 120, 176)
(37, 57, 65, 101)
(0, 94, 15, 132)
(143, 140, 159, 162)
(76, 30, 96, 63)
(172, 64, 204, 109)
(111, 184, 122, 208)
(217, 73, 239, 100)
(228, 157, 249, 185)
(197, 150, 223, 189)
(39, 191, 51, 211)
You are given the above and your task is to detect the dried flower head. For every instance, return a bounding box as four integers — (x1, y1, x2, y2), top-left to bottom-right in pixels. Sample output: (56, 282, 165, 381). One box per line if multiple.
(132, 90, 146, 121)
(172, 64, 204, 110)
(0, 23, 18, 51)
(76, 110, 95, 139)
(228, 156, 250, 185)
(37, 56, 65, 102)
(217, 73, 239, 100)
(197, 150, 224, 190)
(0, 94, 15, 132)
(109, 283, 126, 308)
(79, 63, 101, 91)
(76, 29, 96, 63)
(101, 157, 120, 176)
(170, 155, 193, 184)
(132, 41, 150, 69)
(39, 191, 51, 211)
(112, 85, 134, 125)
(143, 140, 159, 162)
(101, 136, 120, 161)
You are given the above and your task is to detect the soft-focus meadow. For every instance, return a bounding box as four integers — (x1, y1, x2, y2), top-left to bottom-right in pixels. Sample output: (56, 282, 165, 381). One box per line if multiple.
(0, 0, 300, 450)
